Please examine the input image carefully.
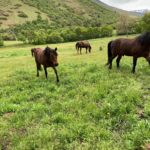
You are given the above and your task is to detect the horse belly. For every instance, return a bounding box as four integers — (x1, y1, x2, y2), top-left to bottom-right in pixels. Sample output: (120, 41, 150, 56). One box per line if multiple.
(123, 48, 133, 56)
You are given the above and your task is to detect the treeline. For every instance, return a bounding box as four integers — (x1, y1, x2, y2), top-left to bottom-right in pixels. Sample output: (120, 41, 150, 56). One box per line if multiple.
(17, 25, 113, 45)
(0, 15, 113, 45)
(1, 12, 150, 46)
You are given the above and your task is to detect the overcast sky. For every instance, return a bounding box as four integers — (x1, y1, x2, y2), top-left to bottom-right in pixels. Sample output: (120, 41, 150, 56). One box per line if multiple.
(100, 0, 150, 11)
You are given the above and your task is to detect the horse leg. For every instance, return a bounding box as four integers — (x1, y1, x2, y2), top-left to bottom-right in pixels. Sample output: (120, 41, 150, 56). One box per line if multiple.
(116, 56, 122, 69)
(44, 66, 48, 79)
(36, 62, 40, 77)
(53, 67, 59, 82)
(36, 66, 39, 77)
(80, 48, 82, 54)
(132, 57, 137, 73)
(77, 47, 79, 54)
(109, 55, 117, 69)
(86, 48, 88, 54)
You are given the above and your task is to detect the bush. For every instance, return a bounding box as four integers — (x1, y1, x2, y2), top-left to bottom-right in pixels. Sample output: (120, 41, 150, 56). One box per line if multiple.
(140, 13, 150, 32)
(2, 33, 16, 41)
(18, 12, 28, 18)
(100, 25, 113, 37)
(0, 37, 4, 47)
(47, 32, 64, 44)
(0, 16, 7, 20)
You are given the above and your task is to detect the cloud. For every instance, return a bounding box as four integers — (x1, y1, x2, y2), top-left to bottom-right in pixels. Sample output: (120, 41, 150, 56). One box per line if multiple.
(100, 0, 150, 11)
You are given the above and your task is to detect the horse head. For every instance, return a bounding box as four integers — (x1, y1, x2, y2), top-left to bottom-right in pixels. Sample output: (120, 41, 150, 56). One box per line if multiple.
(31, 48, 36, 57)
(44, 46, 58, 67)
(145, 49, 150, 65)
(138, 32, 150, 46)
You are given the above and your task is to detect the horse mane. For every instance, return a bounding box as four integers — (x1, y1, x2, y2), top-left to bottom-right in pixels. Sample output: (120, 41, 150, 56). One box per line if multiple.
(137, 32, 150, 46)
(44, 46, 51, 57)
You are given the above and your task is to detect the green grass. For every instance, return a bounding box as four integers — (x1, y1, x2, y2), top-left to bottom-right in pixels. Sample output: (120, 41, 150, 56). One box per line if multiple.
(0, 36, 150, 150)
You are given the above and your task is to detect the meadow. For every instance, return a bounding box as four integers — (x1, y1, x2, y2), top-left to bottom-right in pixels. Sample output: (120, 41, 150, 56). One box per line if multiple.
(0, 36, 150, 150)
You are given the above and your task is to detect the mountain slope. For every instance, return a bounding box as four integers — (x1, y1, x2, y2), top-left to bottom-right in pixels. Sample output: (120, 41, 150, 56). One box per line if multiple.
(0, 0, 118, 28)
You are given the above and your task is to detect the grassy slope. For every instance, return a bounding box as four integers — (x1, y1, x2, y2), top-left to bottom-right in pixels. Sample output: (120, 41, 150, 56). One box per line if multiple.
(0, 0, 118, 28)
(0, 0, 49, 28)
(0, 36, 150, 149)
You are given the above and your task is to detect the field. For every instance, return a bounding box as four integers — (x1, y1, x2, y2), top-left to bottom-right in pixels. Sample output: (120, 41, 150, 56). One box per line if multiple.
(0, 36, 150, 150)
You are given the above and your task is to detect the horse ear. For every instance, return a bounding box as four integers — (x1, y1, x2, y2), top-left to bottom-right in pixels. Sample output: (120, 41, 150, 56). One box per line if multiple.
(55, 48, 57, 51)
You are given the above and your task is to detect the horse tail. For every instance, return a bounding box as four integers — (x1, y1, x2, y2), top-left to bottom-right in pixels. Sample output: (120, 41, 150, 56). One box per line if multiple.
(107, 41, 113, 65)
(89, 45, 92, 53)
(76, 43, 78, 50)
(31, 48, 34, 57)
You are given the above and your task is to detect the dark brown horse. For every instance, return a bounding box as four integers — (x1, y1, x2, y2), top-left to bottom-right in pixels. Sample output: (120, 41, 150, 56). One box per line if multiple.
(76, 41, 91, 54)
(107, 32, 150, 73)
(31, 46, 59, 82)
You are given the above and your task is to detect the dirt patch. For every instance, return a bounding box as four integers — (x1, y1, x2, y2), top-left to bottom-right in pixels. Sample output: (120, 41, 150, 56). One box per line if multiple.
(3, 112, 14, 119)
(145, 143, 150, 150)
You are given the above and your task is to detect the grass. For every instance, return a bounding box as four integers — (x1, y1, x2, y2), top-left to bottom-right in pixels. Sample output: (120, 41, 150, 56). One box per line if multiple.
(0, 36, 150, 150)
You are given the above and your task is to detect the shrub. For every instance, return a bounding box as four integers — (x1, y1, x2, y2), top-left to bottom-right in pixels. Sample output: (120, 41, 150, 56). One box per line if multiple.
(2, 33, 16, 41)
(0, 36, 4, 47)
(140, 13, 150, 32)
(18, 12, 28, 18)
(47, 32, 64, 43)
(0, 16, 7, 20)
(100, 25, 113, 37)
(14, 4, 22, 7)
(30, 30, 47, 45)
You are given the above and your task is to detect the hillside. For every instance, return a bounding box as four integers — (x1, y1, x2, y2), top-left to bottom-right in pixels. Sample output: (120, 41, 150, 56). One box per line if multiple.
(0, 0, 118, 29)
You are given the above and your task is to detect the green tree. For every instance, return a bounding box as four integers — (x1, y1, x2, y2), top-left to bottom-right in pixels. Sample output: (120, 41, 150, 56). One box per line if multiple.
(116, 13, 133, 36)
(47, 32, 64, 44)
(100, 25, 113, 37)
(140, 13, 150, 32)
(0, 36, 4, 47)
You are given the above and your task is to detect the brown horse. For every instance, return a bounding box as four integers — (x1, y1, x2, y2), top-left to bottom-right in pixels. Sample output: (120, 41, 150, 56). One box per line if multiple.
(31, 46, 59, 82)
(107, 32, 150, 73)
(76, 41, 91, 54)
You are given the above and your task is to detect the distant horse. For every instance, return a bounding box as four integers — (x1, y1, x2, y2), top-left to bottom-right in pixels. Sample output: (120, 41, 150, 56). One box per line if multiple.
(76, 41, 92, 54)
(31, 46, 59, 82)
(106, 32, 150, 73)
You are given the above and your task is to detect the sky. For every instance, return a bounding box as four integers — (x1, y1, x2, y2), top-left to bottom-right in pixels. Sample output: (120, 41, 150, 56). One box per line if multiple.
(100, 0, 150, 11)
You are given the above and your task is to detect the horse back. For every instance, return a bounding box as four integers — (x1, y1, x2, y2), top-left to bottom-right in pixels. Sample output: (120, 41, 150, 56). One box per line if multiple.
(112, 38, 136, 56)
(33, 48, 45, 64)
(78, 41, 91, 48)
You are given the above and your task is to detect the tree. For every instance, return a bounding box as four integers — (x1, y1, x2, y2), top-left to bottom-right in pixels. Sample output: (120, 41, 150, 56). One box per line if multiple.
(100, 25, 113, 37)
(116, 13, 133, 36)
(140, 13, 150, 32)
(47, 32, 64, 44)
(0, 36, 4, 47)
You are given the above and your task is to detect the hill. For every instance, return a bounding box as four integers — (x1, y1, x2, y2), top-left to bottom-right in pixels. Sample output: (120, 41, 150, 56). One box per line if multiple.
(0, 0, 118, 28)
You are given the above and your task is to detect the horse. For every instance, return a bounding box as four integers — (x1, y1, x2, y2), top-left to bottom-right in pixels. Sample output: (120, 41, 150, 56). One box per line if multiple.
(106, 32, 150, 73)
(76, 41, 92, 54)
(31, 46, 59, 82)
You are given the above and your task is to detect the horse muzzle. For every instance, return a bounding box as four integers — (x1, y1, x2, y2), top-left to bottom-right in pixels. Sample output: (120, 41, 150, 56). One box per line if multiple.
(55, 63, 59, 67)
